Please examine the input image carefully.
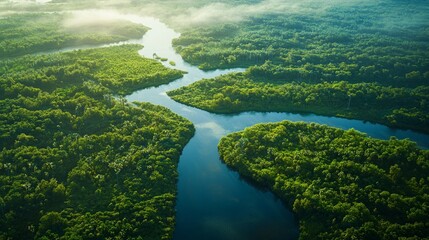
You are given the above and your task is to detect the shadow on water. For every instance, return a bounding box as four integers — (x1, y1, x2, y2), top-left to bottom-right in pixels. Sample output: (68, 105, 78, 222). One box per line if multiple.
(221, 158, 301, 224)
(121, 13, 429, 240)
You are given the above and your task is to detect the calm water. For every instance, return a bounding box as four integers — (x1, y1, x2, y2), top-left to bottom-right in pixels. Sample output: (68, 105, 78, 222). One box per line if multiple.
(121, 14, 429, 240)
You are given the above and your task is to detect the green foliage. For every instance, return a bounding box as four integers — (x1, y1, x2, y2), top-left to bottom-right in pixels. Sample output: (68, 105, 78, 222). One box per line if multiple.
(0, 44, 183, 95)
(174, 5, 429, 87)
(168, 73, 429, 133)
(0, 13, 148, 58)
(219, 121, 429, 240)
(0, 46, 194, 239)
(169, 2, 429, 133)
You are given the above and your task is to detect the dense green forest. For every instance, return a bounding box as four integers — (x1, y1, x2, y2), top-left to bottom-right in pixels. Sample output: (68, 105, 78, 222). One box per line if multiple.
(173, 5, 429, 86)
(0, 45, 183, 95)
(168, 73, 429, 133)
(169, 2, 429, 133)
(0, 45, 193, 239)
(219, 121, 429, 240)
(0, 13, 148, 58)
(2, 1, 429, 239)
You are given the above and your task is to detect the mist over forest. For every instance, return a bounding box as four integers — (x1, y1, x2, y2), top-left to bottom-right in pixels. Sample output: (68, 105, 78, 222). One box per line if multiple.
(1, 0, 428, 240)
(2, 0, 429, 29)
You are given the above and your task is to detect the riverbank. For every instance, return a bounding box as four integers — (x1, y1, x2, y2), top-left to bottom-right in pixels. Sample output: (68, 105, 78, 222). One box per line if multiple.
(167, 74, 429, 134)
(125, 15, 429, 240)
(219, 120, 429, 239)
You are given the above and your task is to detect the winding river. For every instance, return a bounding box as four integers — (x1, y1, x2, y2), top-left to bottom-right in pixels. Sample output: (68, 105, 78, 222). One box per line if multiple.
(120, 15, 429, 240)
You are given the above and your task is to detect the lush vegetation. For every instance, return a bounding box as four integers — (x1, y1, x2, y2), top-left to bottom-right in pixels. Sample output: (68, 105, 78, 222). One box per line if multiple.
(2, 1, 429, 239)
(168, 73, 429, 133)
(0, 13, 148, 58)
(0, 45, 183, 95)
(170, 2, 429, 133)
(219, 121, 429, 240)
(173, 6, 429, 87)
(0, 45, 194, 239)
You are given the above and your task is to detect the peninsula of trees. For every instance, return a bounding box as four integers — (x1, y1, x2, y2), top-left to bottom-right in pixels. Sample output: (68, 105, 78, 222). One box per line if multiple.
(219, 121, 429, 239)
(170, 2, 429, 133)
(0, 40, 192, 239)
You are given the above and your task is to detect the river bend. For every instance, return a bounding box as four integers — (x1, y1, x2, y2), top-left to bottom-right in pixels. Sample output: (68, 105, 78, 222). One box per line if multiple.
(120, 15, 429, 240)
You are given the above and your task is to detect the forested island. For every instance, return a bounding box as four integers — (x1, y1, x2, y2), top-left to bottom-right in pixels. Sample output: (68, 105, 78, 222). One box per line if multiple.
(219, 121, 429, 239)
(169, 2, 429, 133)
(0, 18, 193, 239)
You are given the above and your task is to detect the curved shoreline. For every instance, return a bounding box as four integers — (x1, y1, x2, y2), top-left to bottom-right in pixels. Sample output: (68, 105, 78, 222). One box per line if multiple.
(166, 95, 429, 141)
(123, 14, 429, 240)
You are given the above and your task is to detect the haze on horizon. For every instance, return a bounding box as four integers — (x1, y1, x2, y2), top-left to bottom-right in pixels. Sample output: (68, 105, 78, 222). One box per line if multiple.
(2, 0, 428, 31)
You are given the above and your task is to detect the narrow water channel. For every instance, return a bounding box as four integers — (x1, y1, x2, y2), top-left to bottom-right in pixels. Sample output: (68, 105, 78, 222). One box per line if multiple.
(122, 15, 429, 240)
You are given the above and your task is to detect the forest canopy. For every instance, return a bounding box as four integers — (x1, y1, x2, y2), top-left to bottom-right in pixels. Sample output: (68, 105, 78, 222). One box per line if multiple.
(1, 1, 429, 239)
(219, 121, 429, 240)
(169, 2, 429, 133)
(168, 72, 429, 133)
(0, 45, 183, 95)
(0, 42, 193, 239)
(0, 12, 148, 58)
